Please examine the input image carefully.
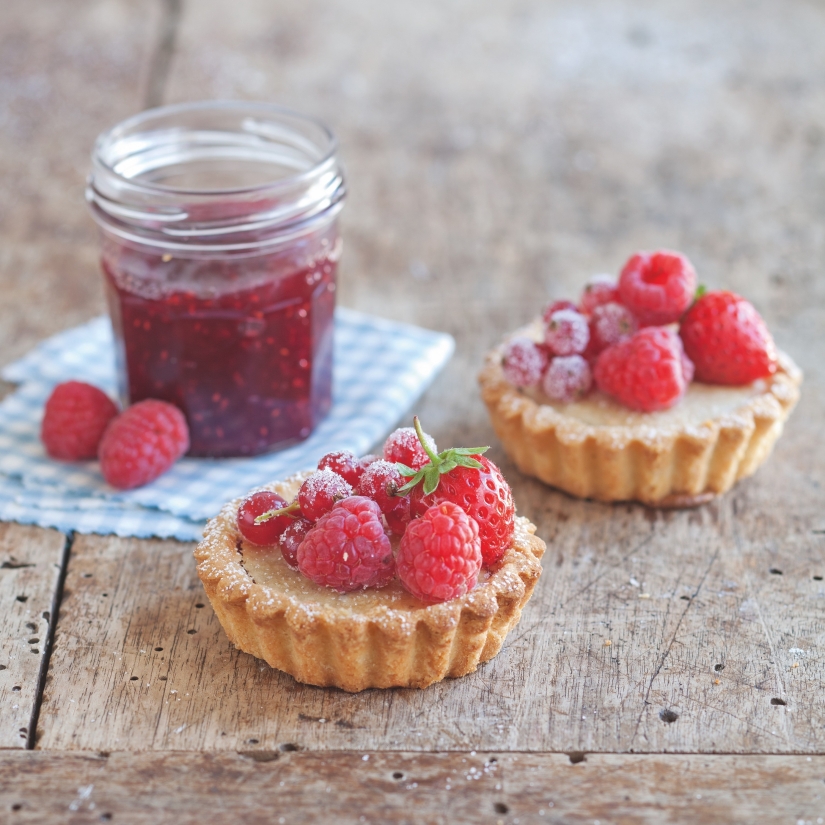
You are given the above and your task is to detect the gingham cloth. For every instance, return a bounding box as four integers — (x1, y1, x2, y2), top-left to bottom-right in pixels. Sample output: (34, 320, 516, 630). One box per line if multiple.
(0, 310, 454, 541)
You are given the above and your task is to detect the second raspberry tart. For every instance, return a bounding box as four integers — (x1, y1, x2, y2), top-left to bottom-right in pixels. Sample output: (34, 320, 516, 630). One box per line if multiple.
(479, 251, 802, 506)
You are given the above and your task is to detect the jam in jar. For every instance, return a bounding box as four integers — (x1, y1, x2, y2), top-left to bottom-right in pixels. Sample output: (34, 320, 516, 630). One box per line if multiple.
(87, 102, 346, 457)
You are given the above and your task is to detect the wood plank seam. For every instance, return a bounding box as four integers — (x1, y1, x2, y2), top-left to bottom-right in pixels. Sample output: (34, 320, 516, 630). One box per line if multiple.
(25, 531, 73, 751)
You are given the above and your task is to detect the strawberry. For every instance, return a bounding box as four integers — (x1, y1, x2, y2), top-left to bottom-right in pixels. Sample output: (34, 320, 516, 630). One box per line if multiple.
(679, 290, 778, 384)
(397, 418, 515, 567)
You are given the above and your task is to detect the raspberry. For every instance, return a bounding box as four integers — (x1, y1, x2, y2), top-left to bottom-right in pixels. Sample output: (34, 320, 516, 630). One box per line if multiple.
(587, 302, 639, 357)
(98, 400, 189, 489)
(594, 327, 693, 412)
(579, 274, 619, 315)
(681, 349, 696, 385)
(356, 459, 405, 513)
(544, 309, 590, 356)
(541, 355, 592, 402)
(617, 250, 697, 326)
(41, 381, 118, 461)
(396, 502, 482, 603)
(409, 454, 515, 567)
(280, 517, 312, 569)
(383, 427, 437, 470)
(298, 469, 352, 522)
(679, 290, 778, 385)
(501, 337, 550, 388)
(237, 491, 291, 546)
(541, 299, 577, 326)
(297, 496, 394, 592)
(317, 450, 365, 487)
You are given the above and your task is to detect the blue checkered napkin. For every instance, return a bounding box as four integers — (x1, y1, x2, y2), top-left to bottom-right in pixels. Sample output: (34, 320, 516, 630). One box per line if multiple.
(0, 476, 206, 541)
(0, 309, 454, 539)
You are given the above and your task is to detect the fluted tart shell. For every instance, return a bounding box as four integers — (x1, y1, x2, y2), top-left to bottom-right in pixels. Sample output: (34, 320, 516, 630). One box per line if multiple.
(479, 332, 802, 507)
(194, 473, 545, 692)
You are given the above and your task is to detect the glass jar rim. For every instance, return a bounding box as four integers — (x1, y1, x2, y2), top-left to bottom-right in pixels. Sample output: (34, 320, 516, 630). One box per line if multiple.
(87, 100, 346, 252)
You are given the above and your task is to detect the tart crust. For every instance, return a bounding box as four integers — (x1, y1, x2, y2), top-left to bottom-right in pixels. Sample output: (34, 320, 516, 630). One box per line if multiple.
(195, 474, 545, 692)
(479, 335, 802, 507)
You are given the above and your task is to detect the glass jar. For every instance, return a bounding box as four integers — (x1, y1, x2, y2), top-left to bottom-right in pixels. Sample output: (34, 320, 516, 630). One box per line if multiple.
(87, 101, 345, 457)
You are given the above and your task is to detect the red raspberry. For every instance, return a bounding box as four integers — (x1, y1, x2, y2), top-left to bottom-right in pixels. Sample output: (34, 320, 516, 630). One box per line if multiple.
(679, 291, 777, 385)
(297, 496, 394, 592)
(41, 381, 118, 461)
(298, 469, 352, 522)
(237, 491, 291, 546)
(410, 455, 515, 567)
(356, 459, 405, 513)
(383, 426, 437, 470)
(280, 517, 312, 569)
(617, 250, 697, 326)
(594, 327, 693, 412)
(501, 337, 550, 388)
(541, 355, 592, 402)
(680, 349, 695, 385)
(397, 502, 482, 603)
(317, 450, 365, 487)
(579, 274, 619, 315)
(98, 400, 189, 489)
(541, 299, 577, 325)
(544, 309, 590, 356)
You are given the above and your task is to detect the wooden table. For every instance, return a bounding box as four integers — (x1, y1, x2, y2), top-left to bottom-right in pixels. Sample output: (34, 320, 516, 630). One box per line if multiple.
(1, 0, 824, 821)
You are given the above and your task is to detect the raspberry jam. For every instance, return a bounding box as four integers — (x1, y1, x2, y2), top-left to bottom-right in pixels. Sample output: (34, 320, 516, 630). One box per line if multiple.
(88, 102, 345, 457)
(103, 233, 337, 456)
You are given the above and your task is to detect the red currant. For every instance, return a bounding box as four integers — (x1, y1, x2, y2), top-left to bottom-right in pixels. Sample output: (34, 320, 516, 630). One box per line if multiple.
(237, 491, 291, 546)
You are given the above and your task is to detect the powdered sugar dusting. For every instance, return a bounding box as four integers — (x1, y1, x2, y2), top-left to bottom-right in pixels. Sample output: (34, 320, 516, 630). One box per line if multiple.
(502, 337, 549, 387)
(300, 468, 350, 500)
(541, 355, 592, 402)
(591, 302, 638, 347)
(579, 274, 619, 314)
(544, 309, 590, 356)
(383, 426, 436, 468)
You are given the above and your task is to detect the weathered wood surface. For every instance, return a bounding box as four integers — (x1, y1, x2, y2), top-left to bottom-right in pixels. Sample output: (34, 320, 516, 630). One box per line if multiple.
(1, 0, 825, 785)
(0, 0, 156, 364)
(1, 751, 824, 824)
(35, 498, 825, 753)
(0, 524, 65, 750)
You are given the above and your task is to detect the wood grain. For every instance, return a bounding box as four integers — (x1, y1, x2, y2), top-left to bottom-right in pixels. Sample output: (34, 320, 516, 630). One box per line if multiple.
(0, 0, 155, 364)
(3, 0, 825, 782)
(35, 492, 825, 754)
(1, 751, 824, 824)
(163, 0, 825, 450)
(0, 524, 66, 749)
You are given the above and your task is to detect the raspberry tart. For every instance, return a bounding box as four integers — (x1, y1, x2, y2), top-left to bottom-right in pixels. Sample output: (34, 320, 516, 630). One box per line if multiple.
(194, 421, 545, 692)
(480, 251, 802, 506)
